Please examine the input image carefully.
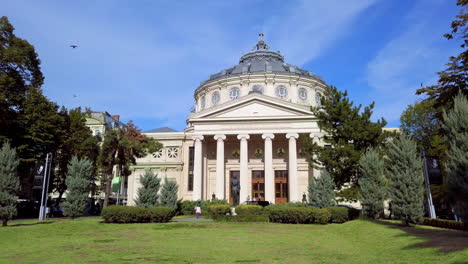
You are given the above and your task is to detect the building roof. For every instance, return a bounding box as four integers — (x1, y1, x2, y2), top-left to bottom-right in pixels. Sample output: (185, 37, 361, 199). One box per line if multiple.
(203, 34, 324, 84)
(144, 127, 178, 133)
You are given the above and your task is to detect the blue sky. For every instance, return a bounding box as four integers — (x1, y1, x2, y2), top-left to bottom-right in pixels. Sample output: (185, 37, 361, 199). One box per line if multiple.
(3, 0, 462, 131)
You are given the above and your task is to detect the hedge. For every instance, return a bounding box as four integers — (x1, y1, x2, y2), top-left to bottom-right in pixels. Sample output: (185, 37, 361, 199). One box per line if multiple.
(327, 207, 349, 223)
(422, 218, 467, 231)
(314, 208, 332, 224)
(102, 205, 174, 223)
(235, 205, 264, 216)
(213, 215, 270, 222)
(268, 207, 317, 224)
(206, 204, 231, 218)
(179, 200, 230, 215)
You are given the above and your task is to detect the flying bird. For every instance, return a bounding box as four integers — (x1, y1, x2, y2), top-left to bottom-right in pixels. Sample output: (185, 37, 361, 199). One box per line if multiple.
(70, 45, 78, 49)
(73, 94, 78, 98)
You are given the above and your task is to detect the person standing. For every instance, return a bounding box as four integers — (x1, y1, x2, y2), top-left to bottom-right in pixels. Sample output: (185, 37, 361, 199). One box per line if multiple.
(195, 201, 202, 219)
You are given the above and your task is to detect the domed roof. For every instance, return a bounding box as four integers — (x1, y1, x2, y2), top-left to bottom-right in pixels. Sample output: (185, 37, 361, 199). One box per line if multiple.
(205, 34, 323, 83)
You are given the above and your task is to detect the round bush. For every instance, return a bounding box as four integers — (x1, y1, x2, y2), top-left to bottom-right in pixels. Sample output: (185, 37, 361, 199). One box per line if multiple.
(206, 204, 231, 218)
(327, 207, 349, 223)
(180, 200, 197, 215)
(235, 205, 264, 216)
(268, 207, 316, 224)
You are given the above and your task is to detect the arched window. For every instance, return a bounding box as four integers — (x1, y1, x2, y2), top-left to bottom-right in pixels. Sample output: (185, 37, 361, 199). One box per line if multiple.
(298, 88, 308, 101)
(315, 92, 322, 106)
(276, 86, 288, 98)
(212, 91, 220, 105)
(229, 87, 240, 100)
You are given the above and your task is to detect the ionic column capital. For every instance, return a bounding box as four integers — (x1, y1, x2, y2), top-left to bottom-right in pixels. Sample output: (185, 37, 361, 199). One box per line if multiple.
(237, 134, 250, 141)
(262, 133, 275, 140)
(192, 135, 204, 141)
(214, 134, 226, 141)
(286, 133, 299, 140)
(309, 133, 320, 138)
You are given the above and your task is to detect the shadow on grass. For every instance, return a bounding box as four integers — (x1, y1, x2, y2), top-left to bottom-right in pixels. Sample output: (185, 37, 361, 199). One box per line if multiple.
(7, 221, 57, 227)
(376, 220, 468, 253)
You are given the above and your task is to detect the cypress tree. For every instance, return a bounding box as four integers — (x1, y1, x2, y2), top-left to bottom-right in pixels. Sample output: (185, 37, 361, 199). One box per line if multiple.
(443, 93, 468, 223)
(308, 170, 336, 208)
(62, 156, 93, 219)
(386, 135, 424, 225)
(135, 170, 160, 208)
(359, 148, 386, 219)
(0, 143, 20, 226)
(160, 177, 179, 209)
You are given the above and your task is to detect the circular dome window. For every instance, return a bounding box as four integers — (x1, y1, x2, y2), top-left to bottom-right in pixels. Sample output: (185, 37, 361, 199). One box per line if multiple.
(251, 85, 264, 94)
(298, 88, 308, 101)
(229, 87, 240, 100)
(212, 91, 220, 105)
(276, 86, 288, 98)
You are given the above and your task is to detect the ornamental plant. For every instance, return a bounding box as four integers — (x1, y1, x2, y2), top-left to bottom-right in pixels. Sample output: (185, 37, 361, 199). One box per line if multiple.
(308, 170, 336, 208)
(62, 156, 94, 219)
(359, 148, 386, 219)
(160, 177, 179, 209)
(135, 169, 161, 208)
(0, 143, 20, 227)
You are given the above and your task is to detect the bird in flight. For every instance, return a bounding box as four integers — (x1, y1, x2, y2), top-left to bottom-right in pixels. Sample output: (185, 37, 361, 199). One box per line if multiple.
(70, 45, 78, 49)
(73, 94, 78, 98)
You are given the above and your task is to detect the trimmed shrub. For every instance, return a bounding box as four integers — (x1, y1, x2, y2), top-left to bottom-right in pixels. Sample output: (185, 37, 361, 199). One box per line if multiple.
(201, 199, 230, 212)
(147, 207, 175, 223)
(327, 207, 349, 223)
(268, 207, 316, 224)
(207, 205, 231, 218)
(180, 200, 197, 215)
(235, 205, 264, 216)
(314, 208, 332, 224)
(423, 218, 467, 231)
(101, 205, 175, 223)
(102, 206, 150, 223)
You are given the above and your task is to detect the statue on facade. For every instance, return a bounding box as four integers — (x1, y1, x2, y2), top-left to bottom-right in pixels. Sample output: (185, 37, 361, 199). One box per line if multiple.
(231, 177, 240, 205)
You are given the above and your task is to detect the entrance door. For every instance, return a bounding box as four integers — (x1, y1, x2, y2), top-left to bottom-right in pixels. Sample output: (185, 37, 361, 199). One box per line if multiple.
(275, 170, 288, 204)
(230, 171, 240, 205)
(251, 170, 265, 201)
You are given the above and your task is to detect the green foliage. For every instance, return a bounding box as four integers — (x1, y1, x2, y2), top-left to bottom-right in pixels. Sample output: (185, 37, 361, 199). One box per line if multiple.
(303, 86, 388, 188)
(160, 177, 179, 209)
(359, 148, 386, 219)
(0, 143, 19, 226)
(327, 207, 349, 223)
(0, 16, 44, 144)
(442, 93, 468, 223)
(235, 205, 264, 216)
(135, 170, 160, 208)
(386, 135, 425, 225)
(180, 200, 197, 215)
(101, 205, 174, 223)
(200, 199, 230, 213)
(308, 170, 336, 208)
(422, 218, 467, 231)
(314, 208, 332, 224)
(213, 215, 269, 222)
(62, 156, 93, 219)
(206, 205, 231, 218)
(98, 122, 162, 207)
(268, 206, 317, 224)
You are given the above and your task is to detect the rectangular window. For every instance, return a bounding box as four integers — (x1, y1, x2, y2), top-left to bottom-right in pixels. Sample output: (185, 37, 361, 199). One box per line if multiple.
(188, 147, 194, 191)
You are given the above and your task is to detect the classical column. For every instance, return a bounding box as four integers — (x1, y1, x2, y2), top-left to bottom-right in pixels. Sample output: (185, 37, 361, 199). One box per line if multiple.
(262, 133, 275, 203)
(237, 134, 250, 203)
(192, 135, 204, 201)
(286, 133, 299, 202)
(310, 133, 321, 179)
(214, 134, 226, 200)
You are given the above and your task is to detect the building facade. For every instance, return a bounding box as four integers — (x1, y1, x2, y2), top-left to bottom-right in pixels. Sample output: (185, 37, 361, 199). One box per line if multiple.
(127, 34, 327, 205)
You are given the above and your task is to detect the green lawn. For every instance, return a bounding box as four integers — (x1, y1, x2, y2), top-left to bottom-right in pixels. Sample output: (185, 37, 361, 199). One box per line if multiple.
(1, 217, 467, 264)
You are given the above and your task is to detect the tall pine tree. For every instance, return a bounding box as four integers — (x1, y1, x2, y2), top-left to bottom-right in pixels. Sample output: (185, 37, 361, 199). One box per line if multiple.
(62, 156, 93, 219)
(443, 93, 468, 223)
(135, 170, 161, 208)
(160, 177, 179, 209)
(0, 143, 19, 226)
(359, 148, 386, 219)
(386, 135, 425, 225)
(308, 170, 336, 208)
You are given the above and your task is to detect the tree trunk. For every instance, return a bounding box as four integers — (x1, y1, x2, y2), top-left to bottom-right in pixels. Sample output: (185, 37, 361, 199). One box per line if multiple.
(56, 191, 64, 208)
(103, 176, 112, 208)
(2, 218, 7, 227)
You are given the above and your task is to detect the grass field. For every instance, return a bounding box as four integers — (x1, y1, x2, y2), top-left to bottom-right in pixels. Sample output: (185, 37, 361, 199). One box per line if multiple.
(1, 217, 467, 264)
